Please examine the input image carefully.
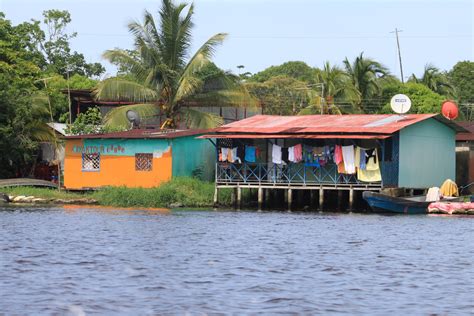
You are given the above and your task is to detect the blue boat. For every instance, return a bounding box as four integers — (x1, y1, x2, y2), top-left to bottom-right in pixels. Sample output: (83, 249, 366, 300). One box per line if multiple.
(362, 191, 460, 214)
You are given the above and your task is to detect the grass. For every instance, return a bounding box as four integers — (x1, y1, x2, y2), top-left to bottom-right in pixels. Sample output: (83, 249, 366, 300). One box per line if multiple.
(1, 177, 232, 208)
(1, 187, 85, 200)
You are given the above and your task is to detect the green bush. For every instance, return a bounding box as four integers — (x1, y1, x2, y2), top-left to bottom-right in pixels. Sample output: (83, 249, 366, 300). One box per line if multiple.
(93, 177, 231, 208)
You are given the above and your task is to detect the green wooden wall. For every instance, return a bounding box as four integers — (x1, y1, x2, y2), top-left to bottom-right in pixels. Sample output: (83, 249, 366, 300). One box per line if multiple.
(398, 118, 455, 188)
(171, 136, 215, 181)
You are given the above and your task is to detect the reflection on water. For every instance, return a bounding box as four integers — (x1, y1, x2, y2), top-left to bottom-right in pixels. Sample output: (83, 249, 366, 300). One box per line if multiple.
(0, 206, 473, 314)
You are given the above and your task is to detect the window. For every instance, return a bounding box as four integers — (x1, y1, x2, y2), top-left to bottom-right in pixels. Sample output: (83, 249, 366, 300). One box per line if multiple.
(135, 153, 153, 171)
(82, 153, 100, 171)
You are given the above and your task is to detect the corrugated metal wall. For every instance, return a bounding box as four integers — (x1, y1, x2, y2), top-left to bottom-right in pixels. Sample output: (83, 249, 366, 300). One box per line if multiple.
(171, 136, 215, 181)
(398, 118, 456, 188)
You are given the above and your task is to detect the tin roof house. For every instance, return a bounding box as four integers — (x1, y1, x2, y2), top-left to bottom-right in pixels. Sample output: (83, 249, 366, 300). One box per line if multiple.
(201, 114, 465, 207)
(64, 129, 214, 189)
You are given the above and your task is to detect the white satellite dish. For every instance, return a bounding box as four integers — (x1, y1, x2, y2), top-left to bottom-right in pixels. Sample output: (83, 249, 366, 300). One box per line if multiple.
(390, 94, 411, 114)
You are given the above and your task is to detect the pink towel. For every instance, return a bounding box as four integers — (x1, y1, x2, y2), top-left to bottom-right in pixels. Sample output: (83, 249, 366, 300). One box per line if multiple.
(294, 144, 303, 162)
(334, 145, 343, 164)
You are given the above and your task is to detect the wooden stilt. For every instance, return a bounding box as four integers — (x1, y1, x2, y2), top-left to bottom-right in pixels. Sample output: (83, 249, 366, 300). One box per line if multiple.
(258, 187, 263, 211)
(213, 187, 218, 206)
(319, 188, 324, 211)
(237, 186, 242, 210)
(349, 188, 354, 211)
(287, 189, 292, 212)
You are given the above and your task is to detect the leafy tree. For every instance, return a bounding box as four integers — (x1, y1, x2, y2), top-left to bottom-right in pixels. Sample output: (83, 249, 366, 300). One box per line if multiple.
(448, 61, 474, 105)
(96, 0, 252, 129)
(65, 107, 103, 135)
(343, 52, 389, 112)
(408, 63, 455, 97)
(248, 61, 317, 83)
(0, 13, 57, 177)
(19, 9, 105, 77)
(245, 76, 309, 115)
(379, 82, 445, 114)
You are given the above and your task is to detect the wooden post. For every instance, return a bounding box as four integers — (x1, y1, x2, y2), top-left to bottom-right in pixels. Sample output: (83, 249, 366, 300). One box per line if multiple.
(258, 187, 263, 211)
(337, 190, 343, 210)
(287, 189, 293, 212)
(319, 187, 324, 211)
(349, 188, 354, 211)
(237, 186, 242, 210)
(310, 190, 315, 208)
(213, 187, 218, 206)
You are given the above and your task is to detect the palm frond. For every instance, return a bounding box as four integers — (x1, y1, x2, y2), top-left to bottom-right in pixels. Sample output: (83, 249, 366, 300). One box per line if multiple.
(94, 78, 159, 102)
(179, 107, 224, 129)
(103, 103, 158, 129)
(174, 33, 227, 103)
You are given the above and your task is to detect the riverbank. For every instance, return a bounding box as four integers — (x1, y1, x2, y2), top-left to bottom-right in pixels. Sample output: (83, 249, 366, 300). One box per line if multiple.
(1, 178, 232, 208)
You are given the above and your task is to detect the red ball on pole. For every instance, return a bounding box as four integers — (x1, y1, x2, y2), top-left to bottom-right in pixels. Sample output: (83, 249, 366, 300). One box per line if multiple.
(441, 100, 459, 120)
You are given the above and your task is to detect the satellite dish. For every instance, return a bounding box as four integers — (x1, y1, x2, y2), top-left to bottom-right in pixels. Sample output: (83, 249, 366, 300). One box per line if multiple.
(441, 100, 459, 120)
(390, 94, 411, 114)
(126, 110, 141, 129)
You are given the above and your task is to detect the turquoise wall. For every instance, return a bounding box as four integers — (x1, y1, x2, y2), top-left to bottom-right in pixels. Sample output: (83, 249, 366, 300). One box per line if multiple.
(398, 118, 455, 188)
(171, 136, 215, 181)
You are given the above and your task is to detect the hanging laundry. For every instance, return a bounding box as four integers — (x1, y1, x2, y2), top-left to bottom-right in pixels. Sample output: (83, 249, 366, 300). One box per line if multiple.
(355, 147, 360, 169)
(334, 145, 343, 164)
(359, 148, 367, 170)
(337, 161, 346, 173)
(303, 145, 320, 167)
(357, 167, 381, 182)
(288, 146, 295, 162)
(357, 148, 380, 182)
(231, 147, 241, 163)
(294, 144, 303, 162)
(272, 144, 282, 164)
(221, 148, 229, 162)
(366, 149, 379, 171)
(342, 145, 356, 174)
(245, 146, 256, 163)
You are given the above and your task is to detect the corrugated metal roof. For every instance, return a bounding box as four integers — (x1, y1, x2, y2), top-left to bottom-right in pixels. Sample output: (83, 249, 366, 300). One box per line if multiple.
(456, 121, 474, 141)
(198, 134, 390, 139)
(66, 129, 209, 139)
(214, 114, 440, 134)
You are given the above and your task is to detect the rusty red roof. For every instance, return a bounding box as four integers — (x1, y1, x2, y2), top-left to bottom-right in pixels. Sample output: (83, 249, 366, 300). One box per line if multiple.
(66, 129, 209, 139)
(198, 134, 390, 139)
(456, 121, 474, 141)
(207, 114, 465, 136)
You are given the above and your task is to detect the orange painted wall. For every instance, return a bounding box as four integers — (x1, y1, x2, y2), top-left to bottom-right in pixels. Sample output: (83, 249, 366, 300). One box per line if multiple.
(64, 139, 172, 189)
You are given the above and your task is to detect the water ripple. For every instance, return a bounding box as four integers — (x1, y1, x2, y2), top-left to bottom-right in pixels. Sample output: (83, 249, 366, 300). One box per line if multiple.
(0, 206, 473, 314)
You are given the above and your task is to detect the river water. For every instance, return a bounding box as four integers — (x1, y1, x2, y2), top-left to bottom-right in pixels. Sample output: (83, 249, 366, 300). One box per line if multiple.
(1, 206, 473, 315)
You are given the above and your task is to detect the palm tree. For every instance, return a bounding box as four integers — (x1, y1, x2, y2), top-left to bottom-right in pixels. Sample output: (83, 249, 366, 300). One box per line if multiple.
(408, 63, 455, 97)
(343, 52, 388, 112)
(95, 0, 252, 129)
(315, 61, 360, 107)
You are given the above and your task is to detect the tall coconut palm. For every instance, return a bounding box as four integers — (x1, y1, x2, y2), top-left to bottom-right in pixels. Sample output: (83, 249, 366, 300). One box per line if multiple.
(408, 63, 455, 97)
(95, 0, 252, 129)
(315, 61, 360, 105)
(343, 52, 388, 112)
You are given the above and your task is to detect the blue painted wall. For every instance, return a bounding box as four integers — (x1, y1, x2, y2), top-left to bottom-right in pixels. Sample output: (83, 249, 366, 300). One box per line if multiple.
(171, 136, 215, 181)
(381, 133, 399, 187)
(398, 118, 456, 188)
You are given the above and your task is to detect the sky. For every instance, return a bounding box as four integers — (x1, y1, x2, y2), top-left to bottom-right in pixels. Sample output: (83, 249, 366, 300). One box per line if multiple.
(1, 0, 472, 80)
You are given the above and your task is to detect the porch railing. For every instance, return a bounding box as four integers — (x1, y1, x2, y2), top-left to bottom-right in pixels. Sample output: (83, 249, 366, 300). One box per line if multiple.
(216, 162, 381, 186)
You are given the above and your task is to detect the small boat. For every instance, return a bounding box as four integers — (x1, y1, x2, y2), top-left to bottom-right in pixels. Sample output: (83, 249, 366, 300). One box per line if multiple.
(362, 191, 460, 214)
